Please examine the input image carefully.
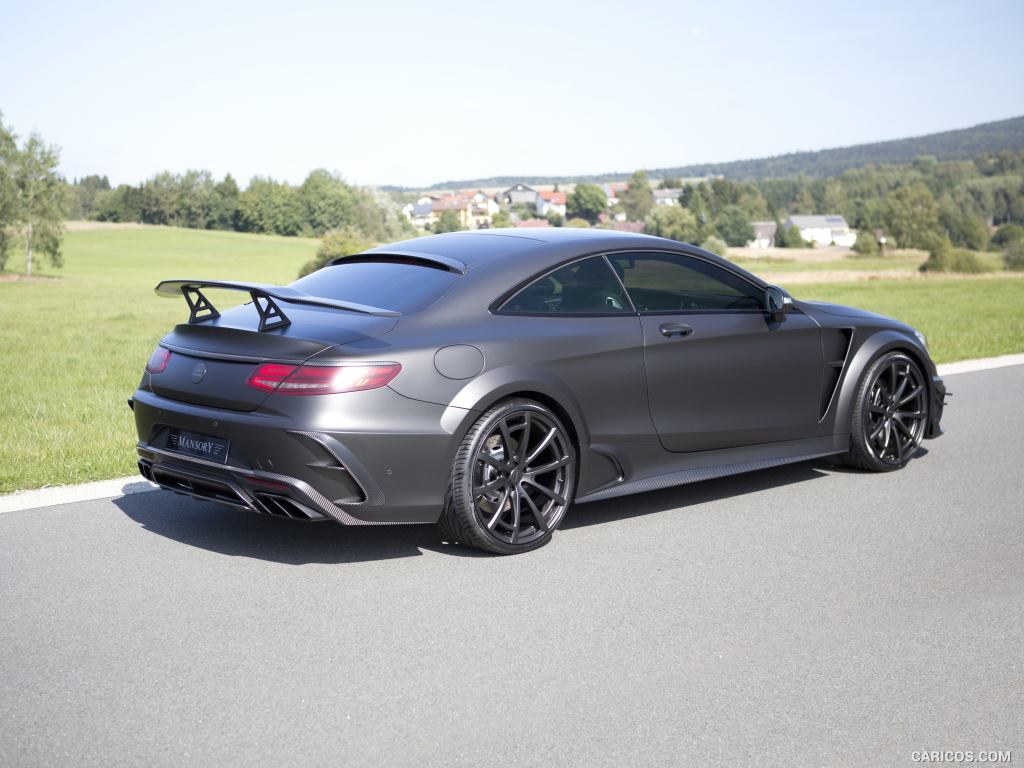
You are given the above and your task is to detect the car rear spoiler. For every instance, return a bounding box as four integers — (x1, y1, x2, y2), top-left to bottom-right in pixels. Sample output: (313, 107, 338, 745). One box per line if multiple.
(155, 279, 400, 332)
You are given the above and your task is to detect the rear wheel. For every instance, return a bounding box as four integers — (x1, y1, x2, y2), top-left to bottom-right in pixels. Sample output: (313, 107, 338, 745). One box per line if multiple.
(846, 351, 928, 472)
(439, 398, 576, 554)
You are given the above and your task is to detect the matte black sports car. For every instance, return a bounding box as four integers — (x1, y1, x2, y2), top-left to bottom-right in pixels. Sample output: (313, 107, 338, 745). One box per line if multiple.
(132, 229, 946, 554)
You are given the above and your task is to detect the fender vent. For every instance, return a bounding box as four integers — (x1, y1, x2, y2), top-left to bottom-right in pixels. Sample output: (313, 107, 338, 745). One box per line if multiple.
(819, 328, 853, 419)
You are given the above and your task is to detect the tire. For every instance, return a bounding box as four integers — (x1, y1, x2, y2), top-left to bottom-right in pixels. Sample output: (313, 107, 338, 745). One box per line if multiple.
(846, 351, 929, 472)
(439, 398, 577, 555)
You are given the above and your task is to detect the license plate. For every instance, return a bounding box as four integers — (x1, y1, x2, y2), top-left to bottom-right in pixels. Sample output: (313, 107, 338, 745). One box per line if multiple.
(168, 429, 230, 464)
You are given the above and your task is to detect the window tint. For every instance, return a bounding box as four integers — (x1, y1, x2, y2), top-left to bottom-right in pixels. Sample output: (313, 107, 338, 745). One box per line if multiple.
(608, 252, 763, 312)
(290, 259, 459, 312)
(501, 256, 631, 314)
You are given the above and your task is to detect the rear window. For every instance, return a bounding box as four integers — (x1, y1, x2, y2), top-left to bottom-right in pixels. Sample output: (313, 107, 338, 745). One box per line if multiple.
(289, 259, 459, 312)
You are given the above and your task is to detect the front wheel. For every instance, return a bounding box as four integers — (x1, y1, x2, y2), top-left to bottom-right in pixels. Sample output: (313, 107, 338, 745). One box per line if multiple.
(846, 351, 929, 472)
(439, 398, 576, 555)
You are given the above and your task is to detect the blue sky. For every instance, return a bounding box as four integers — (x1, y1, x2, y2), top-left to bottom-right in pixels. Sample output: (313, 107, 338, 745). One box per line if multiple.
(1, 0, 1022, 188)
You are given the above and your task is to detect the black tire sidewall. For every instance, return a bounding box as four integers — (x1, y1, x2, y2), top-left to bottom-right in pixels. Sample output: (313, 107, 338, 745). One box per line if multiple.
(849, 351, 927, 472)
(446, 398, 577, 555)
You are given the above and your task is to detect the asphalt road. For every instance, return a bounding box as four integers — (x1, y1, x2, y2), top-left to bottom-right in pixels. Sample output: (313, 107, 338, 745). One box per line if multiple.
(2, 366, 1022, 767)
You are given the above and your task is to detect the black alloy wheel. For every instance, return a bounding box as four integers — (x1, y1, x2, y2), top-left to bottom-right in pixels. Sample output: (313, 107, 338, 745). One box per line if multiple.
(848, 351, 929, 471)
(440, 399, 576, 554)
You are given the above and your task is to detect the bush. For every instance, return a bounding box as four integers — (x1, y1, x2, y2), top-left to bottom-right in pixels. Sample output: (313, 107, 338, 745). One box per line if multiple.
(1004, 241, 1024, 271)
(947, 250, 987, 274)
(700, 236, 728, 257)
(565, 218, 590, 228)
(920, 236, 952, 272)
(851, 229, 878, 256)
(298, 227, 374, 278)
(992, 224, 1024, 248)
(776, 224, 807, 248)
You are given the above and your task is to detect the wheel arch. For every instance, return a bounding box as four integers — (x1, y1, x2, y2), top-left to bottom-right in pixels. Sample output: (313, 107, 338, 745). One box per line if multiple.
(440, 366, 590, 446)
(832, 329, 933, 435)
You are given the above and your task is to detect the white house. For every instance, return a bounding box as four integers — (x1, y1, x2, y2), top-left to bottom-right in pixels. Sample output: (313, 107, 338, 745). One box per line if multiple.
(402, 196, 436, 230)
(784, 215, 857, 247)
(535, 191, 567, 218)
(747, 221, 777, 249)
(653, 188, 682, 206)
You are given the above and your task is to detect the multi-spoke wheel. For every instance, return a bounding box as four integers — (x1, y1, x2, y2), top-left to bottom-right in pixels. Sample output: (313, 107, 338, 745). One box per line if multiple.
(439, 398, 576, 554)
(847, 351, 929, 471)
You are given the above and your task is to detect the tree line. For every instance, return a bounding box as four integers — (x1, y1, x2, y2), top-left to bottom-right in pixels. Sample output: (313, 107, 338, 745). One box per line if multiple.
(564, 151, 1024, 255)
(69, 168, 411, 241)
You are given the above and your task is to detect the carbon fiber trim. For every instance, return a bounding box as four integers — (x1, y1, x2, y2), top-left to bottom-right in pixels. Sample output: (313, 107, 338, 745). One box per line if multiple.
(575, 450, 842, 504)
(287, 431, 385, 506)
(137, 441, 406, 526)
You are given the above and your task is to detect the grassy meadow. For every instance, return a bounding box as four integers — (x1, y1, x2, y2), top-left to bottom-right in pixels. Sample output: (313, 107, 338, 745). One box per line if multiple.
(1, 225, 1022, 493)
(0, 226, 317, 493)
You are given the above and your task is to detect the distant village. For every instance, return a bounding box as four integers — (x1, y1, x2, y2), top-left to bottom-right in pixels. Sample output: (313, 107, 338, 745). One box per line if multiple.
(402, 182, 861, 249)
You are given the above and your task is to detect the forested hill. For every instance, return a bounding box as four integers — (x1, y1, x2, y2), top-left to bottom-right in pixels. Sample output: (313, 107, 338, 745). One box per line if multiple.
(419, 115, 1024, 190)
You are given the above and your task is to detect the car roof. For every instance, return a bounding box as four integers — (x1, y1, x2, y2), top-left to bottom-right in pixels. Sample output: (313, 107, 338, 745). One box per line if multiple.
(362, 229, 662, 268)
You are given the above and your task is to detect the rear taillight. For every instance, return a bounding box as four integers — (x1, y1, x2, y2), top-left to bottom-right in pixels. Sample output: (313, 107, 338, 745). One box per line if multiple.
(146, 346, 171, 373)
(246, 363, 401, 395)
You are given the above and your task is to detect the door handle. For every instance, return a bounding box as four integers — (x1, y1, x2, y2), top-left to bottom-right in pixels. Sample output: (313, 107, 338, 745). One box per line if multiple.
(659, 323, 694, 338)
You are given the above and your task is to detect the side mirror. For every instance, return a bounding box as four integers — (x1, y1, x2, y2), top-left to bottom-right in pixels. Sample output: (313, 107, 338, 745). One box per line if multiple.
(764, 286, 792, 322)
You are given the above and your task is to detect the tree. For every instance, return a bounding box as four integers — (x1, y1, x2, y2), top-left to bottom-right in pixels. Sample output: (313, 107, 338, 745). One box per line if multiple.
(991, 223, 1024, 248)
(12, 133, 68, 276)
(938, 197, 988, 250)
(775, 224, 807, 248)
(885, 182, 940, 249)
(1004, 241, 1024, 271)
(714, 205, 755, 247)
(0, 114, 17, 271)
(852, 229, 878, 255)
(700, 236, 728, 257)
(920, 235, 953, 272)
(619, 170, 654, 221)
(298, 227, 375, 278)
(432, 210, 464, 233)
(67, 174, 110, 220)
(490, 210, 513, 228)
(644, 205, 700, 243)
(299, 169, 358, 235)
(567, 183, 607, 224)
(210, 174, 239, 230)
(236, 177, 305, 236)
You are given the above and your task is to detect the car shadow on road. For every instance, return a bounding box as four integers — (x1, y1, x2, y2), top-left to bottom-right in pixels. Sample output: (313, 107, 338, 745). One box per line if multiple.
(114, 459, 837, 565)
(562, 459, 834, 529)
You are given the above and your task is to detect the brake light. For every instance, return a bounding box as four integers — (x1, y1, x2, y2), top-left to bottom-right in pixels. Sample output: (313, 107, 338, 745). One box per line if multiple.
(146, 346, 171, 373)
(247, 363, 401, 395)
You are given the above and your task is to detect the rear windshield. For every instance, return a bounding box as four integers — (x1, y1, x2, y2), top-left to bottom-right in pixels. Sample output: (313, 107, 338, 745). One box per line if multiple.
(289, 259, 459, 312)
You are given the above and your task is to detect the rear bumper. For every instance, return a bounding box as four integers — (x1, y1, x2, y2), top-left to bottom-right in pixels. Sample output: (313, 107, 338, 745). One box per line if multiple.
(925, 374, 947, 439)
(132, 386, 467, 524)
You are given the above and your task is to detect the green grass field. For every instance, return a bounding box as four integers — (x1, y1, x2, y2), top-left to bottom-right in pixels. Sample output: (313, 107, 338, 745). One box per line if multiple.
(729, 249, 1007, 274)
(1, 225, 1022, 493)
(0, 227, 317, 493)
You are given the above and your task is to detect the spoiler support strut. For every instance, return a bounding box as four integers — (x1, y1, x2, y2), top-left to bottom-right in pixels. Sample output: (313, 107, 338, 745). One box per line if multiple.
(180, 285, 291, 332)
(155, 279, 400, 331)
(181, 286, 222, 325)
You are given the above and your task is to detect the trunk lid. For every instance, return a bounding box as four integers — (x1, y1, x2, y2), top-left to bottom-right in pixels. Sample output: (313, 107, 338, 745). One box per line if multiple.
(150, 303, 398, 412)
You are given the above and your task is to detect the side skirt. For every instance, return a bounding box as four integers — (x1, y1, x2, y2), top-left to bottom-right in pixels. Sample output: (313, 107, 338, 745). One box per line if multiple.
(575, 436, 847, 505)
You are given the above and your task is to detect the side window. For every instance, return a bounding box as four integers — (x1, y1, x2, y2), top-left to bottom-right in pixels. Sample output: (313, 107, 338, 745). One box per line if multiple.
(500, 256, 631, 314)
(608, 252, 763, 312)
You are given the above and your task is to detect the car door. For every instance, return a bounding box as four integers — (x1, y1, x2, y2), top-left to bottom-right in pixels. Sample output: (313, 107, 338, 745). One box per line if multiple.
(496, 255, 649, 453)
(607, 251, 823, 453)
